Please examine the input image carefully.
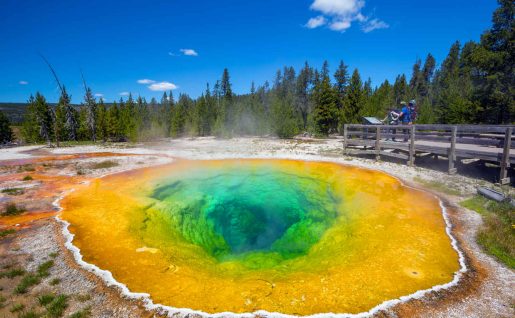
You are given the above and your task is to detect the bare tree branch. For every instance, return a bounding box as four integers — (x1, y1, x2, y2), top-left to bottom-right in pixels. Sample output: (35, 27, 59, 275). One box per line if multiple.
(39, 53, 64, 94)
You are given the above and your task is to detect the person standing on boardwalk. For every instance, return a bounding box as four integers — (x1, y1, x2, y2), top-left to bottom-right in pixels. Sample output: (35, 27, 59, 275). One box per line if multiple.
(399, 101, 411, 142)
(382, 108, 400, 141)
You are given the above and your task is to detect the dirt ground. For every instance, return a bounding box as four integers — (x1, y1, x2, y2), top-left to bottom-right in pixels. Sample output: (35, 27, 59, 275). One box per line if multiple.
(0, 137, 513, 318)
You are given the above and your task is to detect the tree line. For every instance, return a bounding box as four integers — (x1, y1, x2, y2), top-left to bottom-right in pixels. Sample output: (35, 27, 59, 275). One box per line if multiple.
(2, 0, 512, 145)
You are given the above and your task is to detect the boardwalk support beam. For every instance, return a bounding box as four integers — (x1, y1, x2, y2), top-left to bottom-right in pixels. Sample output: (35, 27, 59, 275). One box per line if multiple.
(343, 125, 348, 155)
(500, 127, 512, 185)
(448, 126, 457, 175)
(408, 126, 415, 166)
(375, 126, 381, 161)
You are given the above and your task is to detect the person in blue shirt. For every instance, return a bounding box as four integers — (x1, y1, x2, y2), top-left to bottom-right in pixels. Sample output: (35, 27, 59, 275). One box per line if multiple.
(399, 101, 411, 142)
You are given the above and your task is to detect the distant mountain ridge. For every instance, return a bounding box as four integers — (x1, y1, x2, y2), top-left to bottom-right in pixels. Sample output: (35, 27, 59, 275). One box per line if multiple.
(0, 103, 32, 125)
(0, 103, 110, 125)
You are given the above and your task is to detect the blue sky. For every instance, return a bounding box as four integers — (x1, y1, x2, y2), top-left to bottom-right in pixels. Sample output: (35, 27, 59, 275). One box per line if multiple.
(0, 0, 499, 103)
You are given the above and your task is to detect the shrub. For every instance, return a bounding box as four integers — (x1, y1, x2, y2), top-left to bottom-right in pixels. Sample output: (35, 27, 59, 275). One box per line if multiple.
(46, 294, 68, 318)
(37, 260, 54, 278)
(0, 268, 25, 278)
(49, 278, 60, 286)
(37, 293, 55, 306)
(1, 188, 25, 195)
(10, 303, 25, 313)
(3, 203, 24, 216)
(14, 274, 41, 294)
(69, 307, 91, 318)
(0, 229, 16, 238)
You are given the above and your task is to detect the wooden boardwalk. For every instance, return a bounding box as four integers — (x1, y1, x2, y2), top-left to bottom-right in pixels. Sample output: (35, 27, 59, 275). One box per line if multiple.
(343, 124, 515, 184)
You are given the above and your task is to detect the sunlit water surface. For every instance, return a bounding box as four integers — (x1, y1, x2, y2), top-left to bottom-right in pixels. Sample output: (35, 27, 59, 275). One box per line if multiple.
(60, 159, 459, 315)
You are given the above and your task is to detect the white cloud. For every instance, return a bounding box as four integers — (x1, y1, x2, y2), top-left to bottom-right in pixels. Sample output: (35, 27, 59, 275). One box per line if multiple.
(310, 0, 364, 17)
(180, 49, 198, 56)
(330, 19, 352, 31)
(19, 81, 28, 85)
(355, 13, 367, 22)
(148, 82, 178, 91)
(120, 92, 130, 96)
(362, 18, 389, 33)
(94, 93, 104, 98)
(168, 52, 177, 56)
(137, 79, 156, 84)
(306, 0, 388, 33)
(306, 16, 327, 29)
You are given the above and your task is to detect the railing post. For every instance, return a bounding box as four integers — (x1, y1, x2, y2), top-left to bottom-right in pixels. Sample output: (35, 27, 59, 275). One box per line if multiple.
(448, 126, 457, 175)
(500, 127, 512, 185)
(343, 124, 348, 155)
(408, 125, 415, 166)
(375, 126, 381, 161)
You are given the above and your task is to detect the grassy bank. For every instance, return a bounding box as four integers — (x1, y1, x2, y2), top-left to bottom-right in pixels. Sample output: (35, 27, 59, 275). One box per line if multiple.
(460, 196, 514, 268)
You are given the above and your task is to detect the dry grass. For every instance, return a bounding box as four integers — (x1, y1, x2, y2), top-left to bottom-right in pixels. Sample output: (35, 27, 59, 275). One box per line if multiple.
(88, 160, 119, 170)
(414, 177, 462, 196)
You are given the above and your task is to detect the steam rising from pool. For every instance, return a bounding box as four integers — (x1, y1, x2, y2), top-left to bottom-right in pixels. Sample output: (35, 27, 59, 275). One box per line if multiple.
(60, 159, 460, 316)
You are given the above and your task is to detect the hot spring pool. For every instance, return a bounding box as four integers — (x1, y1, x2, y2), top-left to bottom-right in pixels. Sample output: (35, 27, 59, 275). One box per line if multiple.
(60, 159, 460, 316)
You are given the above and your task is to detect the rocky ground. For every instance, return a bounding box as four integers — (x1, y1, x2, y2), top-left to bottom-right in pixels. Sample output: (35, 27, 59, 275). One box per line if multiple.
(0, 137, 513, 318)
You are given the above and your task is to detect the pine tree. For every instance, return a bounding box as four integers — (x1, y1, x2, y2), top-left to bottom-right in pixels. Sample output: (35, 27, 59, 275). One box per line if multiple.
(166, 91, 175, 136)
(60, 86, 78, 141)
(271, 94, 298, 138)
(342, 69, 365, 124)
(420, 54, 436, 97)
(196, 94, 209, 136)
(204, 84, 216, 135)
(106, 101, 120, 141)
(472, 0, 514, 123)
(320, 61, 330, 81)
(368, 80, 394, 118)
(21, 95, 40, 143)
(361, 77, 374, 116)
(417, 98, 437, 124)
(214, 69, 234, 137)
(83, 87, 97, 142)
(393, 74, 408, 105)
(170, 94, 189, 137)
(136, 96, 149, 135)
(118, 98, 127, 140)
(54, 98, 66, 144)
(0, 111, 14, 144)
(409, 59, 423, 98)
(122, 94, 138, 141)
(34, 93, 53, 145)
(77, 106, 90, 140)
(334, 60, 349, 111)
(313, 62, 338, 135)
(434, 41, 480, 123)
(295, 62, 313, 130)
(96, 98, 108, 142)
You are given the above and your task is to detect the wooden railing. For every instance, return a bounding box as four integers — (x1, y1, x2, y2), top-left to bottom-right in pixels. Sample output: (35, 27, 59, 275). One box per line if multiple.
(343, 124, 514, 184)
